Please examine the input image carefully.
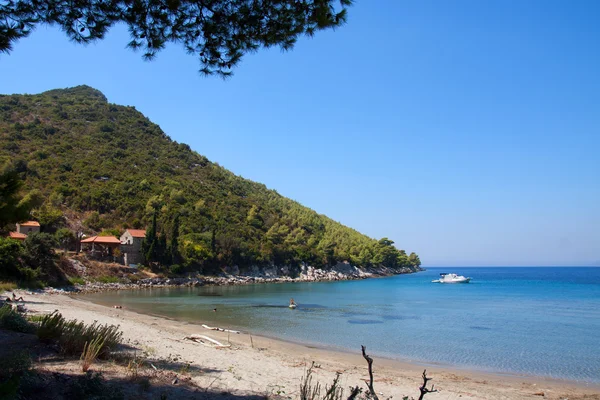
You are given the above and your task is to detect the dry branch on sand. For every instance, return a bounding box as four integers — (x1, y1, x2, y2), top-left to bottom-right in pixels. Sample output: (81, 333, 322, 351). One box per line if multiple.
(182, 334, 231, 348)
(201, 324, 241, 334)
(418, 370, 438, 400)
(361, 345, 379, 400)
(301, 346, 439, 400)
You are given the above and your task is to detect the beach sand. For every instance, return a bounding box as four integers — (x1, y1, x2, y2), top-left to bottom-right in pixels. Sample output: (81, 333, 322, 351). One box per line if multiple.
(9, 290, 600, 400)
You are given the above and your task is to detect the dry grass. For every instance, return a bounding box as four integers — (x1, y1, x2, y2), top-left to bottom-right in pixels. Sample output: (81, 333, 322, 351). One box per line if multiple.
(300, 362, 345, 400)
(0, 281, 17, 293)
(81, 335, 105, 372)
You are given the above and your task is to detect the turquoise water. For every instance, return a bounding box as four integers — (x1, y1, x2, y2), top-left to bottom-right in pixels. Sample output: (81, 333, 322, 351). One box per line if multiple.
(82, 267, 600, 383)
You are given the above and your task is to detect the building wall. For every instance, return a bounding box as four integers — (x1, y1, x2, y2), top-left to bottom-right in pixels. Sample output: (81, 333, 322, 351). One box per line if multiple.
(120, 231, 145, 265)
(16, 224, 40, 234)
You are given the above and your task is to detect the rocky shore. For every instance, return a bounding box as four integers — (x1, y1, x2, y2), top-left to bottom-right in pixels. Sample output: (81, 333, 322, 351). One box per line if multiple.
(46, 262, 422, 294)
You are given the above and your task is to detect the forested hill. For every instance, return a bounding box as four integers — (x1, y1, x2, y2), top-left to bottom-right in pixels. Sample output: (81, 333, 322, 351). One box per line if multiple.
(0, 86, 420, 274)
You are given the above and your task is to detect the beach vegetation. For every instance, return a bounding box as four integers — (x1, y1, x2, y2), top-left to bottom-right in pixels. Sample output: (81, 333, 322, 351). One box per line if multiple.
(0, 304, 35, 333)
(81, 335, 106, 372)
(0, 350, 33, 399)
(299, 346, 438, 400)
(95, 275, 120, 284)
(37, 312, 122, 358)
(0, 281, 17, 292)
(300, 362, 345, 400)
(68, 276, 86, 285)
(64, 371, 124, 400)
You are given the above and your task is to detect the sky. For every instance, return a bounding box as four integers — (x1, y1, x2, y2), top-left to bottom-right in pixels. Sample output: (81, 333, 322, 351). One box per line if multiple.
(1, 0, 598, 266)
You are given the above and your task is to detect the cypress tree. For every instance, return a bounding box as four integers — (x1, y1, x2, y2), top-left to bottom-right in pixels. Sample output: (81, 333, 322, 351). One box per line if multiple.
(169, 214, 181, 266)
(142, 210, 158, 266)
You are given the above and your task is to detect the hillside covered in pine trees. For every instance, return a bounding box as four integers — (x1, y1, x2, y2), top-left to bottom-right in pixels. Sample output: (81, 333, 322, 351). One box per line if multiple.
(0, 86, 420, 275)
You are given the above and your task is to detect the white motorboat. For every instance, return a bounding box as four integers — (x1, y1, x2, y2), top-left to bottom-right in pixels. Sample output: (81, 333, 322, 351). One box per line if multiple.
(289, 304, 297, 309)
(432, 273, 471, 284)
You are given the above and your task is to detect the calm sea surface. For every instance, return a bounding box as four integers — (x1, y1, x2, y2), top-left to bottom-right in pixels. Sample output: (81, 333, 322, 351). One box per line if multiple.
(82, 267, 600, 383)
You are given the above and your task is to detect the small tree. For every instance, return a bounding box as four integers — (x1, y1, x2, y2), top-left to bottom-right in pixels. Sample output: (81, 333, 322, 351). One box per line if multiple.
(0, 237, 25, 280)
(55, 228, 75, 254)
(0, 162, 42, 232)
(169, 214, 181, 266)
(33, 205, 65, 232)
(22, 233, 58, 272)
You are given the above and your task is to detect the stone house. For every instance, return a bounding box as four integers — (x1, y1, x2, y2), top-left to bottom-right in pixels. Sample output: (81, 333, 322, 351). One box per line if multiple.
(16, 221, 40, 235)
(120, 229, 146, 265)
(7, 221, 40, 241)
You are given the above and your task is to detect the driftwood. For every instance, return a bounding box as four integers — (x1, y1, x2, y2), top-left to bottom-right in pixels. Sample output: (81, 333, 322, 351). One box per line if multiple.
(361, 345, 379, 400)
(418, 369, 438, 400)
(202, 324, 241, 334)
(182, 334, 231, 348)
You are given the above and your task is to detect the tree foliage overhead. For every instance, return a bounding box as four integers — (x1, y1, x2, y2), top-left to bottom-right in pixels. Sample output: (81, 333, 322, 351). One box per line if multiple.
(0, 85, 421, 273)
(0, 0, 352, 76)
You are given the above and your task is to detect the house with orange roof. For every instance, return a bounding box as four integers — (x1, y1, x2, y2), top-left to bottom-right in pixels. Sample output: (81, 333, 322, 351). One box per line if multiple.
(8, 231, 27, 241)
(16, 221, 40, 235)
(120, 229, 147, 265)
(7, 220, 41, 241)
(81, 235, 122, 259)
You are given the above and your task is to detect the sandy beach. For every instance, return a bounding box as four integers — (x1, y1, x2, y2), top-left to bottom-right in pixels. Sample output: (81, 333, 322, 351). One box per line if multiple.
(8, 289, 600, 400)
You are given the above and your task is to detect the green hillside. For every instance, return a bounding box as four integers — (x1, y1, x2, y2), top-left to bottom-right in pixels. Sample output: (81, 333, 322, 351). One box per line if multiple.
(0, 86, 420, 274)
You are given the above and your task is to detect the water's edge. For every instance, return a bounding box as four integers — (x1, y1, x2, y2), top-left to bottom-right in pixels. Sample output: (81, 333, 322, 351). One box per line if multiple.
(76, 292, 600, 388)
(78, 267, 600, 385)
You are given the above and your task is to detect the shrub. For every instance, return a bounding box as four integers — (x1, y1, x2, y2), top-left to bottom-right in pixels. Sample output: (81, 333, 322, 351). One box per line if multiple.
(0, 350, 32, 398)
(55, 228, 76, 252)
(68, 277, 86, 285)
(0, 238, 24, 281)
(96, 276, 119, 284)
(169, 264, 184, 275)
(65, 372, 124, 400)
(0, 305, 35, 333)
(36, 312, 65, 343)
(37, 312, 122, 358)
(0, 281, 17, 292)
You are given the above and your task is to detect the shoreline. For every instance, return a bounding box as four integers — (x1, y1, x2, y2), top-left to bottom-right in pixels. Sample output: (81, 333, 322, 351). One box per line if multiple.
(81, 291, 600, 389)
(45, 265, 423, 294)
(8, 289, 600, 400)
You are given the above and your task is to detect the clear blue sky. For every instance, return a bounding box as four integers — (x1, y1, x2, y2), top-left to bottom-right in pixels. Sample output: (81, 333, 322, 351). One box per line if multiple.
(1, 0, 598, 266)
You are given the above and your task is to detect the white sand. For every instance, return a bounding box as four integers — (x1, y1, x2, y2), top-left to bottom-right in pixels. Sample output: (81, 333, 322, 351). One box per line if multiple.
(11, 290, 600, 400)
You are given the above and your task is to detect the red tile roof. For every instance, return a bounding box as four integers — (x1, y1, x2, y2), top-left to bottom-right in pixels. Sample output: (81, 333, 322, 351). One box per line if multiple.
(8, 231, 27, 240)
(126, 229, 146, 238)
(19, 221, 40, 227)
(80, 235, 122, 244)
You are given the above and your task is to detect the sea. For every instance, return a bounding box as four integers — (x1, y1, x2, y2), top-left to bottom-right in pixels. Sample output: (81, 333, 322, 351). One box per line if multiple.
(81, 267, 600, 383)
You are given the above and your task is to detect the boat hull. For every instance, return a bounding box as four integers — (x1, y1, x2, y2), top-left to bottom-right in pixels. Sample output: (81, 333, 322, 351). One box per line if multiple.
(432, 276, 471, 283)
(439, 278, 470, 283)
